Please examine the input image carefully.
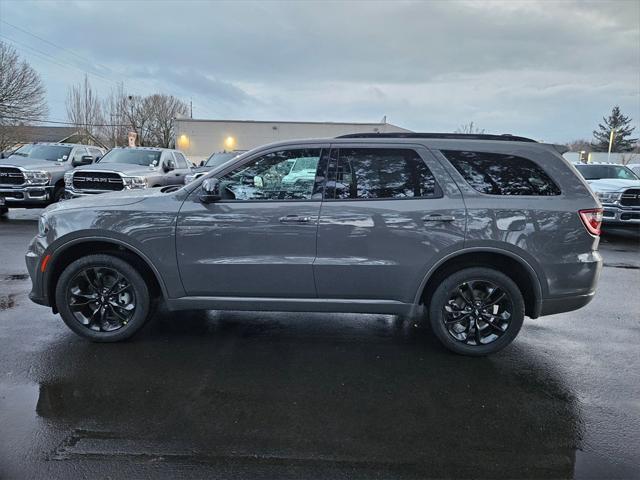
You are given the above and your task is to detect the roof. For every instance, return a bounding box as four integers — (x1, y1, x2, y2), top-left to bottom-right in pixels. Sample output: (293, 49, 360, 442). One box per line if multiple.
(175, 118, 409, 129)
(1, 126, 79, 143)
(337, 132, 537, 142)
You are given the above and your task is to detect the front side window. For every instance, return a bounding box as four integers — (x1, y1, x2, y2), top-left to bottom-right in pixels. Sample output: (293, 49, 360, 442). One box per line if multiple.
(218, 148, 322, 200)
(443, 150, 561, 196)
(329, 148, 439, 199)
(98, 149, 162, 166)
(173, 152, 188, 168)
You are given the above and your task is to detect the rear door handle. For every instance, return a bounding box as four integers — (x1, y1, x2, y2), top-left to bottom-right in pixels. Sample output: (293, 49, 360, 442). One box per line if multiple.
(422, 214, 456, 222)
(279, 215, 312, 223)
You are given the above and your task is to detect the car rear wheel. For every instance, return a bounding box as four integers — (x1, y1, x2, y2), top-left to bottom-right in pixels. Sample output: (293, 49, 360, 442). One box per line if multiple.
(429, 267, 524, 356)
(55, 254, 151, 342)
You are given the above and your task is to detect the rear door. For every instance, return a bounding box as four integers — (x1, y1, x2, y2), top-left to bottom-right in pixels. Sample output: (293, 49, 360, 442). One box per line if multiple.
(314, 143, 466, 304)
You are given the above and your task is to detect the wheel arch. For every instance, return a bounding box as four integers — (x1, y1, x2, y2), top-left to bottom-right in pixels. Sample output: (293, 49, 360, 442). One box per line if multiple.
(416, 248, 544, 319)
(45, 237, 167, 313)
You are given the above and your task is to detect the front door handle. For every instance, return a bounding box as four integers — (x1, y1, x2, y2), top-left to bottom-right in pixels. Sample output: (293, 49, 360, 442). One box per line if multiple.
(422, 214, 456, 222)
(279, 215, 312, 223)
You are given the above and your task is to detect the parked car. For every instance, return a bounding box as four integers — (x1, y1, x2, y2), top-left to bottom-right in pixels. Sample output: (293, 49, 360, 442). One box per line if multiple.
(0, 142, 104, 215)
(574, 163, 640, 228)
(65, 147, 192, 198)
(184, 150, 247, 184)
(27, 133, 603, 355)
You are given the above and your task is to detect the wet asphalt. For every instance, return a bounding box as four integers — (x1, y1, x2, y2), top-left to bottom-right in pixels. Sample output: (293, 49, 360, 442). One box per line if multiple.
(0, 209, 639, 479)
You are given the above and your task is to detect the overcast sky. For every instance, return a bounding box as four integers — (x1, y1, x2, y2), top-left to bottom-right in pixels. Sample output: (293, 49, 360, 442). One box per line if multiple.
(0, 0, 638, 142)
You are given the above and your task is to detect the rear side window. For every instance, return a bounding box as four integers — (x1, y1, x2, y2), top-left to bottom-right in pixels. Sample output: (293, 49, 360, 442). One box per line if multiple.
(331, 148, 439, 199)
(443, 150, 560, 196)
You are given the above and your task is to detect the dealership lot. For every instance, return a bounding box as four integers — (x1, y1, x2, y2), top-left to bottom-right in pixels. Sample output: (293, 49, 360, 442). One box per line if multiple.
(1, 209, 639, 478)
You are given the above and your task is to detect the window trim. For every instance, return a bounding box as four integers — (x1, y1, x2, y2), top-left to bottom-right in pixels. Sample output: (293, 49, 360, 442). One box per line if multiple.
(440, 149, 562, 197)
(323, 146, 443, 202)
(212, 146, 329, 203)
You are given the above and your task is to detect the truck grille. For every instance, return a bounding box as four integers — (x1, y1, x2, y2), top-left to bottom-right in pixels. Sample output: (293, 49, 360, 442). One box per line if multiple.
(73, 171, 124, 191)
(620, 189, 640, 207)
(0, 167, 25, 186)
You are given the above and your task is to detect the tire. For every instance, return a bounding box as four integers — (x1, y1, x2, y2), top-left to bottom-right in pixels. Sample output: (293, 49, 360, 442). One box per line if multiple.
(0, 205, 8, 217)
(52, 184, 65, 203)
(55, 254, 151, 342)
(429, 267, 524, 356)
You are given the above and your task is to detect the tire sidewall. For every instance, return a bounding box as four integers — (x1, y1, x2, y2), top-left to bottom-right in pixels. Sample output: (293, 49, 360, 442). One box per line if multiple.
(55, 254, 150, 342)
(429, 267, 525, 356)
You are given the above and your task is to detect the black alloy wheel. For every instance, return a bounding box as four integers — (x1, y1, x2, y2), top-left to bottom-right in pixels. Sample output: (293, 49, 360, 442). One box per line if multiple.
(429, 267, 525, 356)
(55, 254, 151, 342)
(67, 266, 136, 332)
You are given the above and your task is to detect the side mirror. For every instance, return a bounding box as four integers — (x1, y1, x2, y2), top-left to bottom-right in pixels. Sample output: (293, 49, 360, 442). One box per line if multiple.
(163, 160, 176, 173)
(72, 155, 94, 167)
(199, 161, 205, 167)
(200, 177, 221, 203)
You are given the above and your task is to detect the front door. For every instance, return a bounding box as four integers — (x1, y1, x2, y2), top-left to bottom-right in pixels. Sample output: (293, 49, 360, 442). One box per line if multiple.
(314, 144, 466, 304)
(176, 145, 328, 297)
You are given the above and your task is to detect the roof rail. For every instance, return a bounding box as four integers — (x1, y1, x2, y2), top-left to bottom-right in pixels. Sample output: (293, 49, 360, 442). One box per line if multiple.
(335, 132, 538, 143)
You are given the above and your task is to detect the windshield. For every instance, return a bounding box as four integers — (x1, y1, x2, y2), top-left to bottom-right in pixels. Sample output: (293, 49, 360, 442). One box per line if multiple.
(11, 144, 71, 161)
(98, 149, 162, 166)
(575, 164, 639, 180)
(205, 152, 238, 168)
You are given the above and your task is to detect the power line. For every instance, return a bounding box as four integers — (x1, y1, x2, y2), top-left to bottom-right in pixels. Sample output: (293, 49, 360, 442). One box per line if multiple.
(3, 115, 131, 128)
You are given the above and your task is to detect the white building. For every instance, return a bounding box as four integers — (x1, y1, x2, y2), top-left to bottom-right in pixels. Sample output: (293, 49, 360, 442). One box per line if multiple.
(563, 151, 640, 165)
(174, 118, 411, 164)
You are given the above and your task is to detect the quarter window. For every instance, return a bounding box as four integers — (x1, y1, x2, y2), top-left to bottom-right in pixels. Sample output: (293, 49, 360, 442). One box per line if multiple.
(330, 148, 439, 199)
(443, 150, 561, 196)
(218, 149, 322, 201)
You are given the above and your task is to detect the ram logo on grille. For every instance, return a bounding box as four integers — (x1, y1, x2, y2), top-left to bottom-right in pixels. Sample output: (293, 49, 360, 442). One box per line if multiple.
(73, 172, 124, 191)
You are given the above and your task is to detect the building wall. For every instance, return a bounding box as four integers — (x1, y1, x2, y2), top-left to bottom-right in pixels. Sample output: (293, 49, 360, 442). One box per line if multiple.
(174, 119, 411, 163)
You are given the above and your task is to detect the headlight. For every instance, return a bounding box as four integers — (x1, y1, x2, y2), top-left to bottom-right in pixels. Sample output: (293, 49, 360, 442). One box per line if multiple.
(184, 174, 196, 185)
(23, 170, 51, 185)
(596, 191, 622, 204)
(64, 171, 73, 189)
(121, 176, 147, 189)
(38, 215, 49, 236)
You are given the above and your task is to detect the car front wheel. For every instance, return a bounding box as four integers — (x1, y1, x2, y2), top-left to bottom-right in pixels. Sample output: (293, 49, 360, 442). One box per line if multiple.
(55, 254, 151, 342)
(429, 267, 525, 356)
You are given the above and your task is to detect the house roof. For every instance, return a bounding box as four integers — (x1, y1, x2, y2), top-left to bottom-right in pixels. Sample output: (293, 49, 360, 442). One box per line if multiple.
(2, 126, 80, 143)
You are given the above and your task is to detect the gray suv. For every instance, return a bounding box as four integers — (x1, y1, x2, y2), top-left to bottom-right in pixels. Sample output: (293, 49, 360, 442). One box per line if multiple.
(65, 147, 191, 197)
(26, 133, 603, 355)
(0, 142, 104, 215)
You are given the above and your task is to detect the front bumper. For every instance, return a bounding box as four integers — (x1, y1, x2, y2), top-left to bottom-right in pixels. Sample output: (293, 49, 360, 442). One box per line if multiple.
(0, 185, 53, 204)
(602, 204, 640, 225)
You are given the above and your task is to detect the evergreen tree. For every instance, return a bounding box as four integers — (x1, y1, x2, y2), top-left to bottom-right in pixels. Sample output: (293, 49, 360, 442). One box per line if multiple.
(592, 106, 637, 152)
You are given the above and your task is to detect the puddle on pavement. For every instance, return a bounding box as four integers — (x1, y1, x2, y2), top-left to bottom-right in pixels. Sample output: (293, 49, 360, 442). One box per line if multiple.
(3, 274, 29, 281)
(0, 294, 16, 310)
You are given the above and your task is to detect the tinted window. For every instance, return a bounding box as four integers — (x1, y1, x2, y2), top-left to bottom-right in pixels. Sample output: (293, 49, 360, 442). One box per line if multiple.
(443, 150, 560, 196)
(98, 149, 161, 166)
(330, 148, 438, 199)
(575, 164, 638, 180)
(219, 148, 322, 200)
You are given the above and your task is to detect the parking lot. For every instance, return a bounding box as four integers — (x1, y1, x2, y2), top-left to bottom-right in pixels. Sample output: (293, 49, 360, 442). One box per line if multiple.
(0, 208, 639, 479)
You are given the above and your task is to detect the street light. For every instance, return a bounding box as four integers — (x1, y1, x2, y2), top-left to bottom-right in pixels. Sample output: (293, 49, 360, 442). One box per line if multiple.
(225, 136, 236, 150)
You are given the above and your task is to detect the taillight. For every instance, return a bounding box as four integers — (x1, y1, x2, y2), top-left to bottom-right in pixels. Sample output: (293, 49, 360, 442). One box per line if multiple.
(579, 208, 603, 236)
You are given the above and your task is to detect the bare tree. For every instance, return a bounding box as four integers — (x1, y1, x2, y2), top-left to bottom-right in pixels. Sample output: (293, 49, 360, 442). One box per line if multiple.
(66, 74, 104, 140)
(147, 94, 189, 148)
(102, 84, 129, 147)
(455, 121, 485, 134)
(565, 139, 592, 152)
(0, 41, 48, 150)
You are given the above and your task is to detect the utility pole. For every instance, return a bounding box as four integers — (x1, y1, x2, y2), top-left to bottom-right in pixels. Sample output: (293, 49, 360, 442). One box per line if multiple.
(190, 98, 193, 119)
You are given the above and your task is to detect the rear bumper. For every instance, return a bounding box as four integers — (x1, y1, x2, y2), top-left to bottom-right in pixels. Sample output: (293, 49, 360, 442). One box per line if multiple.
(539, 291, 596, 316)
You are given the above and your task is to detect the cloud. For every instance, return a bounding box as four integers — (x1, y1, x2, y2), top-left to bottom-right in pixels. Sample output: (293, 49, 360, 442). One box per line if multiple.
(1, 0, 638, 142)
